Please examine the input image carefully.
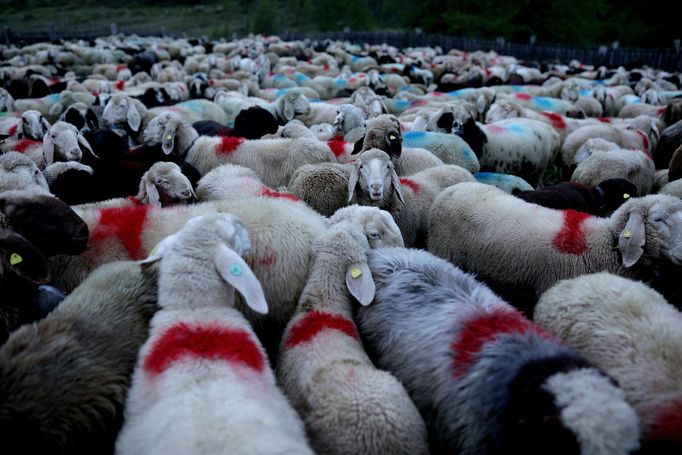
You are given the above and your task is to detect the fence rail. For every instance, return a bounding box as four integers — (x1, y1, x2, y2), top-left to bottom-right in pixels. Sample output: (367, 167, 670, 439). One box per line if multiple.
(3, 26, 681, 71)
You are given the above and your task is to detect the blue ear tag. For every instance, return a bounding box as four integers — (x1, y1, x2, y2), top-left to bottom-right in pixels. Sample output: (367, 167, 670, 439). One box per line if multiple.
(230, 264, 242, 276)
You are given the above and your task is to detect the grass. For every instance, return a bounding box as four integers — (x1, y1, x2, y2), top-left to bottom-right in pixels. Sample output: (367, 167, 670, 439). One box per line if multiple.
(0, 2, 251, 39)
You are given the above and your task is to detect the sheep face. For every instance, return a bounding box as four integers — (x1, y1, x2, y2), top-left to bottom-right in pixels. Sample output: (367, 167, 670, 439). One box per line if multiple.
(141, 163, 196, 207)
(20, 110, 50, 141)
(43, 122, 94, 165)
(61, 104, 99, 134)
(102, 95, 141, 132)
(143, 112, 182, 155)
(348, 151, 404, 206)
(279, 92, 311, 122)
(485, 101, 523, 123)
(611, 195, 682, 268)
(330, 205, 405, 248)
(334, 105, 365, 136)
(0, 88, 14, 112)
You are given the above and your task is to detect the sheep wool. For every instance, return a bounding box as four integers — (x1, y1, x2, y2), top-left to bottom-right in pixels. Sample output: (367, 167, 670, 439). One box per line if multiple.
(535, 273, 682, 451)
(116, 213, 313, 455)
(355, 247, 640, 455)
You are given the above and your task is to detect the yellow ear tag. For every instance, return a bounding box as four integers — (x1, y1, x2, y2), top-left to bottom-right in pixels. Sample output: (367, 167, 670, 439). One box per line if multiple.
(10, 253, 22, 265)
(389, 134, 396, 140)
(166, 134, 173, 141)
(623, 229, 632, 239)
(351, 268, 362, 279)
(149, 244, 159, 256)
(623, 193, 630, 199)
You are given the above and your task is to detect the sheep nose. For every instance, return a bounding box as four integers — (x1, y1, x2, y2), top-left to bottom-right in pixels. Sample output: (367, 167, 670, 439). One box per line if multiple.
(181, 189, 191, 198)
(370, 183, 382, 192)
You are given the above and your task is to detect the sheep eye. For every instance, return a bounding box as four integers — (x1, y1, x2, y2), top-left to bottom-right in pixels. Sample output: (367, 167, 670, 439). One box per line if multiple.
(369, 232, 381, 239)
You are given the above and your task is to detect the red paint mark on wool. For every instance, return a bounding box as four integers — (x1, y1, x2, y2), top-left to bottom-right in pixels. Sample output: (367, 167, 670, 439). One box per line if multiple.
(484, 124, 506, 134)
(323, 64, 330, 71)
(89, 204, 151, 260)
(635, 130, 650, 152)
(218, 136, 245, 154)
(451, 307, 551, 377)
(14, 139, 40, 153)
(260, 186, 301, 202)
(114, 80, 125, 91)
(647, 400, 682, 444)
(432, 91, 445, 97)
(285, 310, 359, 348)
(412, 99, 430, 107)
(326, 140, 347, 157)
(399, 177, 420, 194)
(515, 92, 533, 101)
(552, 210, 592, 255)
(540, 111, 566, 130)
(7, 124, 17, 136)
(597, 117, 612, 123)
(258, 248, 276, 266)
(144, 323, 265, 377)
(657, 107, 666, 115)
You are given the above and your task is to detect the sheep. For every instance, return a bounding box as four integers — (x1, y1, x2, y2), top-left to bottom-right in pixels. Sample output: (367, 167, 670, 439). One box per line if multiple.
(458, 117, 561, 187)
(355, 247, 640, 455)
(0, 189, 89, 341)
(59, 102, 100, 134)
(0, 261, 159, 454)
(47, 90, 97, 118)
(655, 119, 682, 170)
(513, 179, 638, 216)
(474, 172, 534, 193)
(142, 111, 198, 158)
(101, 93, 148, 136)
(115, 213, 314, 455)
(184, 134, 336, 187)
(195, 163, 300, 203)
(0, 110, 50, 141)
(0, 87, 15, 112)
(660, 179, 682, 200)
(0, 121, 96, 169)
(0, 152, 51, 195)
(534, 273, 682, 452)
(560, 119, 658, 168)
(135, 162, 196, 208)
(277, 222, 428, 455)
(353, 114, 480, 173)
(499, 92, 574, 114)
(14, 93, 62, 120)
(571, 144, 655, 195)
(333, 103, 366, 142)
(668, 145, 682, 182)
(428, 182, 682, 312)
(148, 98, 229, 125)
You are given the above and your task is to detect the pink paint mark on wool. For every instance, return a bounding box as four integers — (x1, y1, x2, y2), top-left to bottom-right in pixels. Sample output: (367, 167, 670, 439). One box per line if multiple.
(515, 92, 533, 101)
(484, 124, 506, 134)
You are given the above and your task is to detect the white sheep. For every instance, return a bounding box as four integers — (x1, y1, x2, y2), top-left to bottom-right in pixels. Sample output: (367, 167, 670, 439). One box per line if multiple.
(571, 140, 655, 195)
(116, 213, 314, 455)
(277, 222, 428, 455)
(0, 110, 50, 141)
(0, 121, 95, 169)
(428, 182, 682, 303)
(535, 273, 682, 450)
(195, 163, 300, 203)
(141, 111, 198, 157)
(660, 179, 682, 200)
(0, 87, 15, 112)
(560, 119, 658, 168)
(101, 93, 148, 135)
(136, 162, 196, 207)
(0, 151, 51, 194)
(148, 98, 229, 125)
(184, 135, 336, 187)
(355, 247, 640, 454)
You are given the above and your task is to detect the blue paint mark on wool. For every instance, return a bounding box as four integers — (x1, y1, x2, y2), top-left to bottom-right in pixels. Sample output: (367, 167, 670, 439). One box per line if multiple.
(295, 73, 310, 83)
(578, 89, 591, 96)
(505, 123, 527, 135)
(404, 131, 426, 142)
(532, 96, 554, 110)
(448, 88, 474, 98)
(335, 79, 347, 87)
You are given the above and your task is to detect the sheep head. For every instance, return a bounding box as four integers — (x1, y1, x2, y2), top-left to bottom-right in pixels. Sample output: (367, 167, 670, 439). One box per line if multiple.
(42, 121, 96, 165)
(352, 114, 402, 159)
(102, 94, 146, 132)
(19, 110, 50, 141)
(347, 148, 404, 207)
(138, 161, 196, 208)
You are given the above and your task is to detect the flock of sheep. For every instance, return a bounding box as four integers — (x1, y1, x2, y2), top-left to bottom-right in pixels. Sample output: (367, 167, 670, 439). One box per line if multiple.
(1, 33, 681, 455)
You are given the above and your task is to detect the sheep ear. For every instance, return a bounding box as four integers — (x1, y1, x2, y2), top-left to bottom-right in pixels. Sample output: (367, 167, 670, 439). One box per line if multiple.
(0, 229, 50, 284)
(476, 95, 486, 115)
(283, 101, 294, 121)
(144, 181, 162, 207)
(127, 103, 141, 132)
(48, 103, 64, 116)
(618, 211, 646, 268)
(40, 116, 50, 132)
(140, 233, 177, 270)
(162, 126, 175, 155)
(649, 120, 659, 142)
(86, 109, 99, 130)
(42, 133, 54, 166)
(347, 165, 360, 203)
(351, 135, 365, 155)
(345, 262, 375, 306)
(214, 243, 268, 314)
(390, 168, 405, 205)
(4, 96, 13, 112)
(77, 132, 97, 158)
